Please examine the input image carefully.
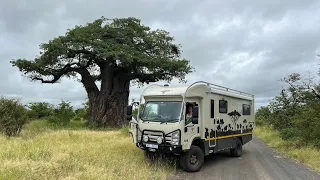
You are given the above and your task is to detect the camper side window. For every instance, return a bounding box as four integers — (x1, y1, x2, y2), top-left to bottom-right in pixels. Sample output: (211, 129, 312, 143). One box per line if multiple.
(210, 99, 214, 118)
(219, 100, 228, 113)
(243, 104, 251, 115)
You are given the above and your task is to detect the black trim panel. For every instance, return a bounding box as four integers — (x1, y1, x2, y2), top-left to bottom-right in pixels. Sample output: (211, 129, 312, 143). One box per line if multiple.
(216, 137, 235, 151)
(242, 134, 252, 145)
(201, 140, 210, 156)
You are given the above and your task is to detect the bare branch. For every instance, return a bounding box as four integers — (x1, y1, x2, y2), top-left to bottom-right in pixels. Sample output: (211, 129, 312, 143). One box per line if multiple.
(311, 88, 320, 99)
(32, 63, 77, 83)
(32, 58, 93, 84)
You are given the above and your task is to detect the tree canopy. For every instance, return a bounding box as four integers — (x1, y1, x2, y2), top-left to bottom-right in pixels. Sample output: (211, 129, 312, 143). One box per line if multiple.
(11, 17, 193, 87)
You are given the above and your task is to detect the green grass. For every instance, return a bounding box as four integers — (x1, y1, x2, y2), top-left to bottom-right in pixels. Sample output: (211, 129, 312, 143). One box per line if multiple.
(254, 126, 320, 173)
(0, 120, 175, 180)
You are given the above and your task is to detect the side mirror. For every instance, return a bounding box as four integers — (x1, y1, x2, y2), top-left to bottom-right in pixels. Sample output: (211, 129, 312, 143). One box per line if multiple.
(126, 105, 133, 121)
(192, 106, 199, 124)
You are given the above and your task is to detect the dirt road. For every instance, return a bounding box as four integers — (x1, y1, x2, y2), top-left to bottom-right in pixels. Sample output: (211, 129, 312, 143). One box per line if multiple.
(168, 136, 320, 180)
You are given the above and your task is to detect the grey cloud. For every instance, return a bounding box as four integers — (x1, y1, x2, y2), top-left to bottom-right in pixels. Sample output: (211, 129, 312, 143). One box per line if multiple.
(0, 0, 320, 110)
(0, 0, 65, 33)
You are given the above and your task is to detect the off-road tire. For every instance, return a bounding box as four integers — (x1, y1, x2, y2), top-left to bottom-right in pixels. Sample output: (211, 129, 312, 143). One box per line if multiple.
(179, 145, 204, 172)
(230, 138, 242, 157)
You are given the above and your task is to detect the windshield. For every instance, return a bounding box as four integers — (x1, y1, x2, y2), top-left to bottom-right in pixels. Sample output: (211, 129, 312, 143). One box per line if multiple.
(140, 101, 182, 122)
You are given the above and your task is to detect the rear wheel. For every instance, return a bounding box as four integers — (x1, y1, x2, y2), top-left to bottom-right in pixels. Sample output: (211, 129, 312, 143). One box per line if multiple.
(230, 138, 242, 157)
(179, 145, 204, 172)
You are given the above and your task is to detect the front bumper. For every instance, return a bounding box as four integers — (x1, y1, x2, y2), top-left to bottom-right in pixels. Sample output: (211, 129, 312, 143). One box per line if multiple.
(137, 142, 182, 154)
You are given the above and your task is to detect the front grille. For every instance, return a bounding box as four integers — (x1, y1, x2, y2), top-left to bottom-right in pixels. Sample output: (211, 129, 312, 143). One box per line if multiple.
(143, 130, 173, 145)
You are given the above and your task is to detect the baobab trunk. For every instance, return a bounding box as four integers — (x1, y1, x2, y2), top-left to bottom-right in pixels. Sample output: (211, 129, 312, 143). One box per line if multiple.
(87, 77, 130, 128)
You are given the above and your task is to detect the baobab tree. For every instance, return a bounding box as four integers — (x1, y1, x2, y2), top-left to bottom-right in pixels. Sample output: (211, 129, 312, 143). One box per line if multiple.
(11, 17, 193, 127)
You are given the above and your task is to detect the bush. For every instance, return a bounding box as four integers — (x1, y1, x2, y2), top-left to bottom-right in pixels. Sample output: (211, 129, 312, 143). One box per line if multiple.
(27, 102, 54, 119)
(292, 102, 320, 148)
(255, 106, 271, 126)
(0, 97, 28, 136)
(72, 102, 89, 121)
(279, 128, 296, 141)
(47, 100, 75, 125)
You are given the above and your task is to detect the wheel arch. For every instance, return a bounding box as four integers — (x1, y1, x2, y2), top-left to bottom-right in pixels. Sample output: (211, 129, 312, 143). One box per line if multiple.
(191, 137, 206, 154)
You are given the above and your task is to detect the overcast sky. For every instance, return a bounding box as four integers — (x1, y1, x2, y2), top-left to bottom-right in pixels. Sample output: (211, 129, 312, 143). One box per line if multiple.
(1, 0, 319, 109)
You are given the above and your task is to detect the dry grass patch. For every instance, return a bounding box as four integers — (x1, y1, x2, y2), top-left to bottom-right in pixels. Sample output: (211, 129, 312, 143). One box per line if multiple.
(254, 126, 320, 173)
(0, 128, 175, 180)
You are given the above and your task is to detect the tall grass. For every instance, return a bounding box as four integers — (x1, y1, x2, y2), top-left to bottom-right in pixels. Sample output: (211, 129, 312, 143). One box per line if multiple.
(0, 120, 175, 180)
(254, 126, 320, 173)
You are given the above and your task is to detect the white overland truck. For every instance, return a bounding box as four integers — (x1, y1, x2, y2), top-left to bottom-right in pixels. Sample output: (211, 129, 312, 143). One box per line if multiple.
(126, 81, 255, 172)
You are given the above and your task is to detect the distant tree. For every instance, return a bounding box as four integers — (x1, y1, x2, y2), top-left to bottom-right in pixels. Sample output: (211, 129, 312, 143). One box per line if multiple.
(281, 72, 320, 102)
(48, 100, 75, 125)
(73, 101, 89, 121)
(27, 102, 54, 119)
(255, 106, 271, 126)
(10, 17, 193, 128)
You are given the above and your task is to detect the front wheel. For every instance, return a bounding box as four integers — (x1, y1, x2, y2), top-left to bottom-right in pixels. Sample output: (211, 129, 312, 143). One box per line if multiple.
(179, 145, 204, 172)
(230, 138, 242, 157)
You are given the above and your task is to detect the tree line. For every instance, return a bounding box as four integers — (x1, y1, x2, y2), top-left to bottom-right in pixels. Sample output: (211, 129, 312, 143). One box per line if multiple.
(0, 98, 88, 136)
(255, 70, 320, 148)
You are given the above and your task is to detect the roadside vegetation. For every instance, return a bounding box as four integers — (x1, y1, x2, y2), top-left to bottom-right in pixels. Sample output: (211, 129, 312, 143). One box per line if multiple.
(0, 98, 175, 180)
(255, 70, 320, 172)
(254, 126, 320, 172)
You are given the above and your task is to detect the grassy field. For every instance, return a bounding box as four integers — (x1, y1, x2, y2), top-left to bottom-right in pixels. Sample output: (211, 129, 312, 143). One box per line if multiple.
(0, 120, 175, 180)
(254, 126, 320, 173)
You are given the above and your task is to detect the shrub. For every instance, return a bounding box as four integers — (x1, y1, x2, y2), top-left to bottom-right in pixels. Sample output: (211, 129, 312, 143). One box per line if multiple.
(27, 102, 54, 119)
(0, 97, 28, 136)
(72, 102, 89, 121)
(47, 100, 75, 125)
(279, 128, 296, 141)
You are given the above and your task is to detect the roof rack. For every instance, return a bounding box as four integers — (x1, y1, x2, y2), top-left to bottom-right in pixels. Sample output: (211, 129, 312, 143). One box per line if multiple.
(140, 81, 254, 104)
(183, 81, 254, 101)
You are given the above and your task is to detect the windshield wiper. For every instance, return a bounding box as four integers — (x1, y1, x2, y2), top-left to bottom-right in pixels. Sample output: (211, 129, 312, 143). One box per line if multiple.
(160, 119, 179, 124)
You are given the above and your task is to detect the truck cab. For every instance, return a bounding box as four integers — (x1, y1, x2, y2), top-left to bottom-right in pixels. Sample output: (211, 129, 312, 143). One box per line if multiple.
(126, 81, 255, 172)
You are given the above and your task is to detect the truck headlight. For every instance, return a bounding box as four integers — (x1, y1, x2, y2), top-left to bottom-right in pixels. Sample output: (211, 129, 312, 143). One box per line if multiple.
(171, 130, 180, 145)
(157, 137, 163, 144)
(143, 135, 149, 142)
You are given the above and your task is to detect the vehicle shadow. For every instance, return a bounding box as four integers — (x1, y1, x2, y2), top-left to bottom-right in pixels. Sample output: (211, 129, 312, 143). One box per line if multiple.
(169, 149, 249, 174)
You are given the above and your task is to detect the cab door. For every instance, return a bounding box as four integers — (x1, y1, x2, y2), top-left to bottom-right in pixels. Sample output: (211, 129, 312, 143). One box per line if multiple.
(182, 103, 200, 150)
